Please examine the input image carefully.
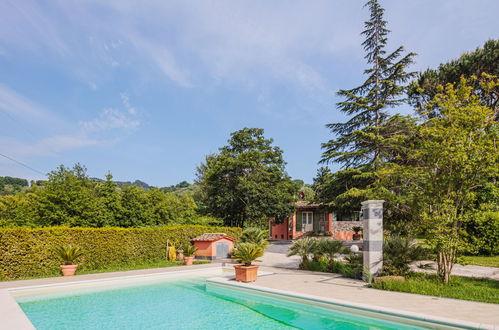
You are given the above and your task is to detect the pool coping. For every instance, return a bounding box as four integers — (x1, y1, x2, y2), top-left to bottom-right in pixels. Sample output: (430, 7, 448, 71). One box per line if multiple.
(1, 265, 228, 329)
(206, 276, 497, 330)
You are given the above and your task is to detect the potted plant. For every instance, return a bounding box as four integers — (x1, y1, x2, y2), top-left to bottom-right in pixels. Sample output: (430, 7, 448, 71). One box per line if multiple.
(183, 244, 197, 265)
(232, 242, 264, 282)
(352, 226, 362, 241)
(54, 245, 84, 276)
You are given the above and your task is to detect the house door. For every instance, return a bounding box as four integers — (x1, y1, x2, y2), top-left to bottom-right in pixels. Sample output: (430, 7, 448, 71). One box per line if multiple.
(216, 241, 230, 259)
(302, 212, 313, 232)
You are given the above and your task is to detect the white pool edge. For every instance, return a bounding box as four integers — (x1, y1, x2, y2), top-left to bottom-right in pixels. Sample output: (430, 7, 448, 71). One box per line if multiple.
(1, 265, 226, 330)
(206, 277, 497, 330)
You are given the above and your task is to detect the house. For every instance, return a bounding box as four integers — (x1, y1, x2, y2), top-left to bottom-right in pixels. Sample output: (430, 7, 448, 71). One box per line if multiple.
(192, 233, 235, 260)
(268, 201, 362, 240)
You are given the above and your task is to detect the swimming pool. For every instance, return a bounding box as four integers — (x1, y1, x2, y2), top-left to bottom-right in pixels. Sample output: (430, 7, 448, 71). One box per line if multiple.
(10, 269, 469, 329)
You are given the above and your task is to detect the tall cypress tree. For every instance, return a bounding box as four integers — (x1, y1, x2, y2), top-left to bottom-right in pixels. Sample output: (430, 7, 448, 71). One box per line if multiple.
(321, 0, 416, 168)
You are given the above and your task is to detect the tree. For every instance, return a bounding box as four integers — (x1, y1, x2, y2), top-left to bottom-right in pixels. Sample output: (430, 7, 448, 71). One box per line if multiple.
(36, 164, 101, 227)
(384, 77, 498, 283)
(408, 40, 499, 116)
(197, 128, 295, 228)
(321, 0, 416, 168)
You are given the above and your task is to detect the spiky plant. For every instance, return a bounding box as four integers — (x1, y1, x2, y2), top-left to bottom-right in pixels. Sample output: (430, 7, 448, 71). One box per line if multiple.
(382, 235, 426, 276)
(240, 227, 269, 248)
(183, 244, 198, 257)
(317, 238, 344, 261)
(232, 242, 264, 266)
(287, 237, 318, 268)
(54, 246, 84, 265)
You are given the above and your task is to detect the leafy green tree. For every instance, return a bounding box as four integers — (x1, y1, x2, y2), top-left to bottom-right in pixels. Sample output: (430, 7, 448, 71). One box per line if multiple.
(36, 164, 101, 227)
(408, 40, 499, 115)
(321, 0, 416, 168)
(382, 77, 498, 283)
(197, 128, 295, 228)
(0, 176, 29, 195)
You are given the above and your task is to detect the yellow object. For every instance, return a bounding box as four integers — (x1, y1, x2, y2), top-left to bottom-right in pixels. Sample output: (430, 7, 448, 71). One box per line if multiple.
(168, 246, 176, 261)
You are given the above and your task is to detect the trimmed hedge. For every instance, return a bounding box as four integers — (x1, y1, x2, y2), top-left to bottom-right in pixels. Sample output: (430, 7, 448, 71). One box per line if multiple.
(0, 225, 241, 280)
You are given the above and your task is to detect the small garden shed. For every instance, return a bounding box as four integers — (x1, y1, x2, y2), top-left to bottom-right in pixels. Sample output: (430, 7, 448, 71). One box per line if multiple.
(192, 233, 235, 260)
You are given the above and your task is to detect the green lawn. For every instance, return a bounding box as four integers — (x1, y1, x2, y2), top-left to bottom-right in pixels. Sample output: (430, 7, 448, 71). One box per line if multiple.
(371, 273, 499, 304)
(462, 255, 499, 268)
(2, 260, 211, 281)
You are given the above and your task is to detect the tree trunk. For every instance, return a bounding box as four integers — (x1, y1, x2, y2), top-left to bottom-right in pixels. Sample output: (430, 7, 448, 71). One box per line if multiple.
(436, 249, 455, 284)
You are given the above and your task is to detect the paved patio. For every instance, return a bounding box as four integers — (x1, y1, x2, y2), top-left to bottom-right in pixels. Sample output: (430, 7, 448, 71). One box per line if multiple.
(257, 266, 499, 327)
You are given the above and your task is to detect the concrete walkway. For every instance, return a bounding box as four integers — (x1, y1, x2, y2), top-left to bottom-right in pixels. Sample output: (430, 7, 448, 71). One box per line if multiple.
(257, 266, 499, 327)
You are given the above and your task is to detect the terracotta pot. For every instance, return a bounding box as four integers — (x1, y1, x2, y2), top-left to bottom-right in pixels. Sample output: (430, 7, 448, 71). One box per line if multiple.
(234, 265, 259, 283)
(183, 256, 195, 265)
(60, 264, 78, 276)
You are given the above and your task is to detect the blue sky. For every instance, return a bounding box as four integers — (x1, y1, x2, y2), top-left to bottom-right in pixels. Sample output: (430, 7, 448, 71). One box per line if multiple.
(0, 1, 498, 186)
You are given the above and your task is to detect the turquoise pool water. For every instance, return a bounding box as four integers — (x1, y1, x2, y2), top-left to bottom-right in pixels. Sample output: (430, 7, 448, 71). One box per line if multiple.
(17, 278, 428, 329)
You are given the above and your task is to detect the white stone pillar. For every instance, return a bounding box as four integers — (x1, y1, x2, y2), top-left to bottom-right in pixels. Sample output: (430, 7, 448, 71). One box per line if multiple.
(362, 200, 384, 277)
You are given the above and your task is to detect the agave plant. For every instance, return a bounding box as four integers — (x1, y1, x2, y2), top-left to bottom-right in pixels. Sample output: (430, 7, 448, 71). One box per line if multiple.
(183, 244, 198, 257)
(54, 246, 84, 265)
(232, 242, 264, 266)
(382, 235, 426, 276)
(287, 237, 318, 268)
(240, 227, 269, 248)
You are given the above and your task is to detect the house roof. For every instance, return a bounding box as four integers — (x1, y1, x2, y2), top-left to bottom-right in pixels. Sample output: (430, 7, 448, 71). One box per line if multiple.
(294, 201, 328, 208)
(192, 233, 236, 242)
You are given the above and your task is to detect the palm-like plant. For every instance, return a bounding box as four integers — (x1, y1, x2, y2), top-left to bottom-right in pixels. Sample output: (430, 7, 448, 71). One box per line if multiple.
(54, 246, 84, 265)
(232, 242, 264, 266)
(240, 227, 269, 248)
(382, 235, 426, 276)
(183, 244, 198, 257)
(287, 237, 318, 268)
(317, 239, 343, 261)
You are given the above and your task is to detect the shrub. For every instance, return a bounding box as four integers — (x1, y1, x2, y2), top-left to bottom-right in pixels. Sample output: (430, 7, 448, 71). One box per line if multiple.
(239, 227, 269, 248)
(381, 235, 426, 276)
(232, 243, 264, 266)
(0, 225, 241, 280)
(287, 237, 318, 269)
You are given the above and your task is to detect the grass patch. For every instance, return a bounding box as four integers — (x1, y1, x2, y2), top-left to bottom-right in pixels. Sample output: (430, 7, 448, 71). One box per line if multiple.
(2, 260, 211, 281)
(461, 255, 499, 268)
(372, 272, 499, 304)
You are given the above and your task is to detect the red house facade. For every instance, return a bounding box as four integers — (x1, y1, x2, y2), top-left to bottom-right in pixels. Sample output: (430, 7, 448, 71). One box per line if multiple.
(268, 201, 362, 240)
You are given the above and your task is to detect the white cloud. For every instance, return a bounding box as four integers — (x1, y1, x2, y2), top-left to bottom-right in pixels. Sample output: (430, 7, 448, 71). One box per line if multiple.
(0, 84, 65, 126)
(81, 108, 140, 132)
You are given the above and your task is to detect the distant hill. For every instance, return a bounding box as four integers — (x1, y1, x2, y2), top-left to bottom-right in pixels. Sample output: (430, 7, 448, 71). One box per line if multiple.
(0, 176, 29, 195)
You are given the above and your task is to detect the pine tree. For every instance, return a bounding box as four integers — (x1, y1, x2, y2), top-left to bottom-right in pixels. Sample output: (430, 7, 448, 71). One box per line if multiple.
(321, 0, 416, 168)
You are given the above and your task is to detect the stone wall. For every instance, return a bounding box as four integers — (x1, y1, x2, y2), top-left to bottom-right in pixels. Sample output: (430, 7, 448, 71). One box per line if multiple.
(332, 221, 363, 232)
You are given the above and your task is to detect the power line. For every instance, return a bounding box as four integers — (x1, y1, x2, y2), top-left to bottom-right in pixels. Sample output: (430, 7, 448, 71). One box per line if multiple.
(0, 152, 46, 176)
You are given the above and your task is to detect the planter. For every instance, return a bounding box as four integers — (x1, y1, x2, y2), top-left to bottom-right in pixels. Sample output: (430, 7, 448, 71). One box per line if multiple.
(234, 265, 259, 283)
(60, 264, 78, 276)
(183, 256, 195, 266)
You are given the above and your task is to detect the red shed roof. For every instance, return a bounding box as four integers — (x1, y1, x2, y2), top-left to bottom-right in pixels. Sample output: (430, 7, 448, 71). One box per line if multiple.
(192, 233, 236, 242)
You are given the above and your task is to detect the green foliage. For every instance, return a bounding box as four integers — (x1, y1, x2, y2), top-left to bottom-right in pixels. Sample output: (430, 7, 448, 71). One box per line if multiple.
(232, 242, 264, 266)
(0, 225, 241, 280)
(464, 210, 499, 255)
(372, 273, 499, 304)
(0, 164, 204, 228)
(183, 244, 198, 257)
(240, 227, 269, 248)
(197, 128, 296, 228)
(381, 235, 426, 276)
(321, 0, 416, 168)
(287, 237, 318, 268)
(53, 245, 84, 265)
(408, 40, 499, 114)
(0, 176, 29, 195)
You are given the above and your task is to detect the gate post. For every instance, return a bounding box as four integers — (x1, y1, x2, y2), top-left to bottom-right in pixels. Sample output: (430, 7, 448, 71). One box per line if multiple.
(361, 200, 384, 277)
